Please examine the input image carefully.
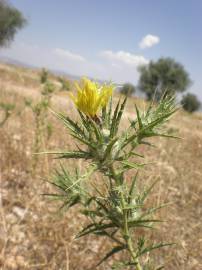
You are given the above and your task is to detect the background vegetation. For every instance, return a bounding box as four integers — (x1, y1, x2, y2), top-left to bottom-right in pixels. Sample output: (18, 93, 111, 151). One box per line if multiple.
(0, 0, 26, 47)
(181, 93, 201, 113)
(138, 57, 191, 101)
(120, 83, 136, 97)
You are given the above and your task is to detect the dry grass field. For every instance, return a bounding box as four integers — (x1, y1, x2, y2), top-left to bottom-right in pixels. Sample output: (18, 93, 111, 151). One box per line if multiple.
(0, 62, 202, 270)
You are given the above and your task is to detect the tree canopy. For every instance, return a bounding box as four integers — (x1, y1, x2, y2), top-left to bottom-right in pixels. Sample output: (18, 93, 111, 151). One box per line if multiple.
(181, 93, 201, 113)
(138, 57, 191, 101)
(120, 83, 136, 96)
(0, 0, 26, 47)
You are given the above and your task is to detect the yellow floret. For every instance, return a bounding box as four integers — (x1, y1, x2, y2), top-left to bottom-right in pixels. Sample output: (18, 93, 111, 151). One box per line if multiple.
(70, 77, 113, 117)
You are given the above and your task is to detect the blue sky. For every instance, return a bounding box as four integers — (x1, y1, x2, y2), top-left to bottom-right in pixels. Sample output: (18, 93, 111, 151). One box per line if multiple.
(1, 0, 202, 100)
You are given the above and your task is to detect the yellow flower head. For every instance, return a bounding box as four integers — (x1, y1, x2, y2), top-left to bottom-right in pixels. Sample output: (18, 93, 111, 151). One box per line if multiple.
(70, 77, 114, 117)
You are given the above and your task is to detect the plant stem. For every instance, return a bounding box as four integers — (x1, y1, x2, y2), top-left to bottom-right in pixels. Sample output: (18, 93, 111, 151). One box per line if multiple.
(109, 165, 142, 270)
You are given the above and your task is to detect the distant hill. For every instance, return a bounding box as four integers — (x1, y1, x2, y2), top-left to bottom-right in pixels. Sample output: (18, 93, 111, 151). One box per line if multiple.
(0, 56, 81, 81)
(0, 56, 145, 98)
(0, 56, 125, 90)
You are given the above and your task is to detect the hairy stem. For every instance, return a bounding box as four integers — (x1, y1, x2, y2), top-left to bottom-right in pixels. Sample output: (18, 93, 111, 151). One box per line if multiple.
(109, 165, 142, 270)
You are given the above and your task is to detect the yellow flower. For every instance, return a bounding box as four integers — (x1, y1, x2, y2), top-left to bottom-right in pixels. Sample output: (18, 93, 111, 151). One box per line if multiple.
(70, 77, 114, 117)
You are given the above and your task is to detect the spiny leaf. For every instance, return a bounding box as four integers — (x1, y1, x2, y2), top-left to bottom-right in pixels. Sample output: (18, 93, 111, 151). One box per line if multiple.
(156, 266, 164, 270)
(76, 223, 117, 238)
(88, 116, 102, 141)
(58, 151, 92, 159)
(135, 104, 143, 129)
(130, 152, 144, 158)
(95, 245, 127, 267)
(110, 99, 120, 138)
(140, 179, 159, 203)
(78, 110, 90, 131)
(128, 219, 162, 228)
(103, 137, 119, 160)
(59, 195, 80, 210)
(108, 96, 113, 119)
(139, 203, 171, 220)
(129, 171, 138, 201)
(36, 150, 92, 160)
(114, 97, 127, 134)
(42, 193, 67, 198)
(121, 161, 145, 170)
(101, 105, 107, 124)
(50, 109, 84, 135)
(138, 242, 174, 257)
(70, 133, 97, 149)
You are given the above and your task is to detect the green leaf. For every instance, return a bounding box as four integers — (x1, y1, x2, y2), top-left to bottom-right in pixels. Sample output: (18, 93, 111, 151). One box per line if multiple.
(103, 137, 119, 160)
(88, 116, 102, 141)
(121, 203, 142, 210)
(139, 203, 171, 220)
(110, 99, 120, 138)
(76, 223, 117, 238)
(59, 195, 81, 210)
(81, 209, 104, 218)
(101, 105, 107, 124)
(114, 97, 127, 134)
(50, 109, 84, 135)
(130, 152, 144, 158)
(156, 266, 164, 270)
(128, 171, 138, 202)
(38, 150, 91, 159)
(105, 96, 113, 127)
(128, 219, 162, 228)
(135, 104, 143, 129)
(140, 179, 159, 203)
(71, 133, 97, 149)
(96, 245, 127, 267)
(78, 110, 90, 131)
(138, 242, 174, 257)
(121, 161, 145, 170)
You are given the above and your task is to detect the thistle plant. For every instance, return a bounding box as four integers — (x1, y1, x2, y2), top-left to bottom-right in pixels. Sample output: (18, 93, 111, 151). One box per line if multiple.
(0, 102, 15, 127)
(40, 68, 49, 84)
(46, 77, 178, 269)
(26, 80, 56, 171)
(58, 76, 70, 91)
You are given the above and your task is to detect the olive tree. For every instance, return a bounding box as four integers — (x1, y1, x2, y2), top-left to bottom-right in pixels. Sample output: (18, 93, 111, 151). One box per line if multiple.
(120, 83, 136, 97)
(181, 93, 201, 113)
(0, 0, 26, 47)
(138, 57, 191, 101)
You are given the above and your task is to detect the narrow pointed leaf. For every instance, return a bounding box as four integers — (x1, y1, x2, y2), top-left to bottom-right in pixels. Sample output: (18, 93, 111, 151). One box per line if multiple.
(138, 242, 174, 257)
(135, 104, 143, 129)
(110, 99, 120, 138)
(121, 161, 145, 170)
(129, 171, 138, 201)
(96, 245, 127, 267)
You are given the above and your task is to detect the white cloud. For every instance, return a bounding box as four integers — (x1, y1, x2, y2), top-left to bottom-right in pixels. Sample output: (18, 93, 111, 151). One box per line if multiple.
(54, 48, 86, 62)
(0, 42, 146, 85)
(139, 34, 160, 49)
(101, 50, 149, 66)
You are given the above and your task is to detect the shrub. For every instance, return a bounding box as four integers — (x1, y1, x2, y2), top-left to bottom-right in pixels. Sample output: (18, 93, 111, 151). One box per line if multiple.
(58, 76, 70, 91)
(120, 83, 136, 96)
(181, 93, 201, 113)
(42, 81, 55, 95)
(0, 101, 15, 126)
(25, 78, 56, 171)
(40, 68, 48, 84)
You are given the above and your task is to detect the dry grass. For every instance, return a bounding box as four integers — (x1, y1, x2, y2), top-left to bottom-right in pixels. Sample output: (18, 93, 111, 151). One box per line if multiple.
(0, 63, 202, 269)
